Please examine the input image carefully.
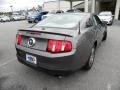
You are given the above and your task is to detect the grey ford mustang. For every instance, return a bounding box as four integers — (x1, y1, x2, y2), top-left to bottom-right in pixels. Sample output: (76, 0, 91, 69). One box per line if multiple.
(15, 13, 107, 72)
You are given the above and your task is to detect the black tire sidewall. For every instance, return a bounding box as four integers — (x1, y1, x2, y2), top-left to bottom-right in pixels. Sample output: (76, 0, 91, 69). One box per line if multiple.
(103, 31, 107, 41)
(82, 46, 96, 70)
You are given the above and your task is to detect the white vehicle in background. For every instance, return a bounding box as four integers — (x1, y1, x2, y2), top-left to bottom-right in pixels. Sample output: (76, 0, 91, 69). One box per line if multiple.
(10, 12, 25, 21)
(98, 11, 114, 25)
(11, 15, 25, 21)
(42, 12, 54, 20)
(19, 15, 26, 20)
(12, 15, 21, 21)
(0, 16, 10, 22)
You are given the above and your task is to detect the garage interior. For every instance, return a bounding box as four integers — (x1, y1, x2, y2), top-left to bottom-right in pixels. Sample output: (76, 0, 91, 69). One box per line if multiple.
(61, 0, 120, 20)
(99, 0, 120, 20)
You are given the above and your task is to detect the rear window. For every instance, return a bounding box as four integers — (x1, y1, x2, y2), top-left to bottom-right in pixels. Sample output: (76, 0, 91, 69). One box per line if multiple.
(34, 14, 84, 29)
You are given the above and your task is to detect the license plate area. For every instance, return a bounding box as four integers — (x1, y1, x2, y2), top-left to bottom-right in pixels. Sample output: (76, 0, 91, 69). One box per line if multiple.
(26, 54, 37, 65)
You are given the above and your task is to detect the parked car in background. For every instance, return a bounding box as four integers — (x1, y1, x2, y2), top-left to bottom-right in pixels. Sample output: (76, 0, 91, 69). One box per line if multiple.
(55, 10, 64, 13)
(0, 16, 10, 22)
(15, 13, 107, 74)
(98, 11, 114, 25)
(27, 11, 48, 23)
(11, 15, 21, 21)
(42, 10, 64, 20)
(19, 15, 26, 20)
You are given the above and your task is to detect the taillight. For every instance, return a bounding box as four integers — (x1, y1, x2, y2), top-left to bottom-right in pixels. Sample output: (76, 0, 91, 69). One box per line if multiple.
(16, 34, 22, 45)
(47, 39, 72, 53)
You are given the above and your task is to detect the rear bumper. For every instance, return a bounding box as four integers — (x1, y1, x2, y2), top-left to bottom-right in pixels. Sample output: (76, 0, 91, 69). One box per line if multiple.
(16, 46, 85, 71)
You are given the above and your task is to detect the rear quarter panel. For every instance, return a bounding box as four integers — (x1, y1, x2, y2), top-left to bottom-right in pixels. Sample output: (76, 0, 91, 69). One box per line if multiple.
(65, 28, 96, 68)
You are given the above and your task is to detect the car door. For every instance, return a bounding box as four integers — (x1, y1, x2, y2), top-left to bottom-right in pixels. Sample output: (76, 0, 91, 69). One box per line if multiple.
(84, 17, 97, 46)
(79, 17, 96, 58)
(93, 15, 104, 45)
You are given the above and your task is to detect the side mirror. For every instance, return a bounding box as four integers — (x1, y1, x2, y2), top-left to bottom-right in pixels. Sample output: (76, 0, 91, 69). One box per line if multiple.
(86, 21, 92, 28)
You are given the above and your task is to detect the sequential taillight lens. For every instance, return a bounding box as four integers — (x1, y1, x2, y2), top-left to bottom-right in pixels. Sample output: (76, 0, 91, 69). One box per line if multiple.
(47, 40, 72, 53)
(16, 34, 22, 45)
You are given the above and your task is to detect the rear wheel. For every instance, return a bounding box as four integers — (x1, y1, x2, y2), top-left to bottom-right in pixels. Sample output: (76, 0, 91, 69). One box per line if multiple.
(82, 46, 96, 70)
(1, 19, 3, 22)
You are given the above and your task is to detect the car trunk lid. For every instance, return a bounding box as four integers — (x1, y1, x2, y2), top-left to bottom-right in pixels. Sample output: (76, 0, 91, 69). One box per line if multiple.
(17, 27, 77, 51)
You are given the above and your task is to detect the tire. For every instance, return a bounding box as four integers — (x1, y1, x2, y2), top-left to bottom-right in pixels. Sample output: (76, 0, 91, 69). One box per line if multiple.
(1, 19, 3, 22)
(82, 46, 96, 70)
(102, 31, 107, 41)
(34, 19, 39, 23)
(28, 21, 32, 23)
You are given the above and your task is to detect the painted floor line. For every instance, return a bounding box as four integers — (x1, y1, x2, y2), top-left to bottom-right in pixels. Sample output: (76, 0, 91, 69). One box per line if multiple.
(0, 59, 16, 68)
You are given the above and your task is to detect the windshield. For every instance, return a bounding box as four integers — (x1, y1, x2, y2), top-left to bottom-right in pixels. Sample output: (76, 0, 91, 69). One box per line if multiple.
(99, 12, 112, 16)
(34, 14, 83, 29)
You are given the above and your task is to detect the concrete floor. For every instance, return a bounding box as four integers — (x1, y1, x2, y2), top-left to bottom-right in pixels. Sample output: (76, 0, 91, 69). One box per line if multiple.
(0, 21, 120, 90)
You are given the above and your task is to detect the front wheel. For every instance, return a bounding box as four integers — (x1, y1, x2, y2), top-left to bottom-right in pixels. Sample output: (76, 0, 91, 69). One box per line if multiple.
(82, 46, 96, 70)
(102, 31, 107, 41)
(28, 21, 32, 23)
(34, 19, 39, 23)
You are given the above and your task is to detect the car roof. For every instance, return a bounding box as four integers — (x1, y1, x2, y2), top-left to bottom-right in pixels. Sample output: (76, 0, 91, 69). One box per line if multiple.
(60, 12, 91, 17)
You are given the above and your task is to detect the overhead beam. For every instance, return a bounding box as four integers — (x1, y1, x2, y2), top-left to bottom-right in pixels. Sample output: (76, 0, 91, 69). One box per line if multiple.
(91, 0, 96, 13)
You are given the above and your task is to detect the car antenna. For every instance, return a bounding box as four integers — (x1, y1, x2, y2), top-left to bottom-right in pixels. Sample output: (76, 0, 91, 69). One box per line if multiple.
(78, 22, 81, 34)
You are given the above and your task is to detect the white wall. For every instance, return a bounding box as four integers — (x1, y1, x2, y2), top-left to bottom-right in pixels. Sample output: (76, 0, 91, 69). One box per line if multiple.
(74, 0, 100, 13)
(43, 1, 83, 12)
(43, 1, 70, 11)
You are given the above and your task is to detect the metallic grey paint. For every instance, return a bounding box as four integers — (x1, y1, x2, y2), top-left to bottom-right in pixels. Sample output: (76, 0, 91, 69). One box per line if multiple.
(15, 13, 107, 71)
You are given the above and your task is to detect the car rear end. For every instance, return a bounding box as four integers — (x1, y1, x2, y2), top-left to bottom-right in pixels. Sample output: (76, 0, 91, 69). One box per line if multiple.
(15, 28, 85, 72)
(6, 16, 10, 22)
(20, 15, 26, 20)
(15, 13, 88, 72)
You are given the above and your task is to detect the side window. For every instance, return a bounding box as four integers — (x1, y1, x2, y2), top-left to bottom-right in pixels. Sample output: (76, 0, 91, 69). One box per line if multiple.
(43, 12, 45, 15)
(93, 15, 102, 25)
(43, 12, 48, 15)
(92, 16, 97, 25)
(91, 16, 96, 25)
(85, 18, 94, 28)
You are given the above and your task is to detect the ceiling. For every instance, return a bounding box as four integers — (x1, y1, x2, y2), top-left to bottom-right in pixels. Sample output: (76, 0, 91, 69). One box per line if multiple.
(63, 0, 114, 2)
